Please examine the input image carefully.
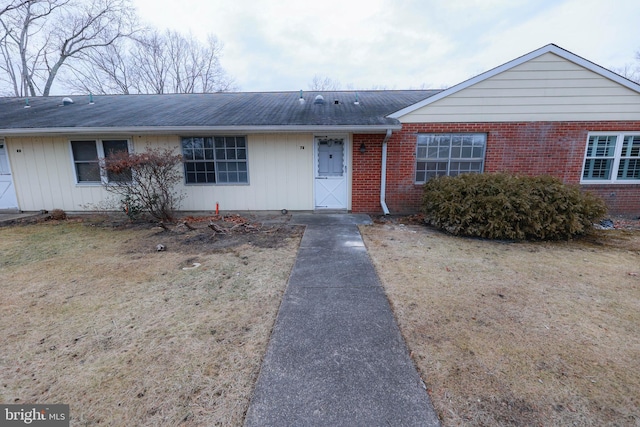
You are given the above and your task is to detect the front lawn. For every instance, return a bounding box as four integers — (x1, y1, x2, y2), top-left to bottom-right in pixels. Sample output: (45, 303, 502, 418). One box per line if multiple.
(362, 222, 640, 426)
(0, 218, 301, 425)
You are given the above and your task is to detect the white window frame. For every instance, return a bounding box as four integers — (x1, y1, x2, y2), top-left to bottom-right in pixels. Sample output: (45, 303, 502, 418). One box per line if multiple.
(580, 132, 640, 184)
(181, 136, 249, 185)
(415, 133, 486, 184)
(69, 139, 133, 185)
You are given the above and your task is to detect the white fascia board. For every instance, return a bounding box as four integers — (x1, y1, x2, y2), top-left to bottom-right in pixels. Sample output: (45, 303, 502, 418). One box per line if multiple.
(0, 124, 401, 137)
(389, 44, 640, 119)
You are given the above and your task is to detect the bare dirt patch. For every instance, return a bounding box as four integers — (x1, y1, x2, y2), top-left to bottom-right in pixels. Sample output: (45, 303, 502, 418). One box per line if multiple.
(361, 222, 640, 426)
(0, 216, 302, 426)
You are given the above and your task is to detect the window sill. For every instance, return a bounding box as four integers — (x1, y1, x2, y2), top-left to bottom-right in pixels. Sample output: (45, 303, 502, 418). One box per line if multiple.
(580, 180, 640, 185)
(184, 182, 250, 186)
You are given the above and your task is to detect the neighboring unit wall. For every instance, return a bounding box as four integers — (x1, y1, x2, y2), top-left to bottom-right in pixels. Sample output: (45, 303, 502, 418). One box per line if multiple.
(402, 53, 640, 123)
(7, 133, 315, 212)
(7, 136, 110, 211)
(382, 122, 640, 216)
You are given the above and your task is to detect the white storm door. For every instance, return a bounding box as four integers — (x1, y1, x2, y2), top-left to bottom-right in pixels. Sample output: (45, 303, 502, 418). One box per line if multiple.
(314, 137, 347, 209)
(0, 140, 19, 210)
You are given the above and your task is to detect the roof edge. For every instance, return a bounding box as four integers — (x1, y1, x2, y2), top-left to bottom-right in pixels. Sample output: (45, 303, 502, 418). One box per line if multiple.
(0, 124, 402, 137)
(389, 44, 640, 119)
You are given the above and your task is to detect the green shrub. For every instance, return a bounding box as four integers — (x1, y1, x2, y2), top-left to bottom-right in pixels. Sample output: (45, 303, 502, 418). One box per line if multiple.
(422, 173, 607, 240)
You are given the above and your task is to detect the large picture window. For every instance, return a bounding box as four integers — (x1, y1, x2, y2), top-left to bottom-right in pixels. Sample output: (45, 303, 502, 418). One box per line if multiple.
(70, 139, 130, 184)
(181, 136, 248, 184)
(582, 133, 640, 183)
(415, 133, 486, 183)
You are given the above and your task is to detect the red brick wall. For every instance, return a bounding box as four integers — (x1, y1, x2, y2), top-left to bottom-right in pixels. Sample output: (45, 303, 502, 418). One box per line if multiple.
(352, 134, 384, 213)
(351, 122, 640, 216)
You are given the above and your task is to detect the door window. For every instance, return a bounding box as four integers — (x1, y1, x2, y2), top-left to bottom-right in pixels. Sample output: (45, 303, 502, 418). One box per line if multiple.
(317, 139, 344, 177)
(0, 141, 10, 175)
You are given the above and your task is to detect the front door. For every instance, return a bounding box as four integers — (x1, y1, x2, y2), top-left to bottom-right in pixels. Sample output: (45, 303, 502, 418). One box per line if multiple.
(314, 137, 347, 209)
(0, 140, 19, 210)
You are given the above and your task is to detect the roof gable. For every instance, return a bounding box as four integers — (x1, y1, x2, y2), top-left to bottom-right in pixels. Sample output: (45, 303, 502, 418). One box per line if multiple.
(389, 44, 640, 119)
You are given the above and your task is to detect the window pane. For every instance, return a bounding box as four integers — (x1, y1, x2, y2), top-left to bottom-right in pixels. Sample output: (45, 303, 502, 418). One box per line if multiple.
(617, 159, 640, 179)
(438, 146, 450, 158)
(237, 149, 247, 160)
(588, 135, 616, 157)
(103, 140, 130, 182)
(583, 158, 613, 180)
(76, 162, 101, 182)
(103, 140, 128, 157)
(236, 137, 246, 148)
(107, 167, 132, 183)
(238, 172, 248, 182)
(72, 141, 97, 161)
(621, 136, 640, 157)
(216, 149, 226, 159)
(226, 149, 236, 160)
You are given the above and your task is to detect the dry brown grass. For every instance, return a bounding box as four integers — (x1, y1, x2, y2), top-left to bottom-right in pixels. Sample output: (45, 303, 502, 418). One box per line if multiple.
(362, 223, 640, 426)
(0, 220, 301, 426)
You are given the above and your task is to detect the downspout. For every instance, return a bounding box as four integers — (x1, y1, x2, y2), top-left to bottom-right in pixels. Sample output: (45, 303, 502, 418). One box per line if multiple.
(380, 128, 392, 215)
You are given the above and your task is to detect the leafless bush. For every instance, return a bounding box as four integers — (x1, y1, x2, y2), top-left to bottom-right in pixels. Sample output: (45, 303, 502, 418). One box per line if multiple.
(102, 147, 184, 222)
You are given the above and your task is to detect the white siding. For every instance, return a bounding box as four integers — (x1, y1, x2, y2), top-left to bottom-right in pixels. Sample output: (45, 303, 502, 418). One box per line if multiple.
(7, 136, 109, 211)
(401, 52, 640, 123)
(6, 133, 315, 212)
(161, 133, 315, 211)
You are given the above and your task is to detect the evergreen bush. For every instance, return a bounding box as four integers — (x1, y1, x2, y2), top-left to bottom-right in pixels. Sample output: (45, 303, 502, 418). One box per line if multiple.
(421, 173, 607, 240)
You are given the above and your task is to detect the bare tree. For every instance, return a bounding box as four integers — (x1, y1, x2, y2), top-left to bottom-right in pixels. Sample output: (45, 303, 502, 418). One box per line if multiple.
(64, 29, 235, 94)
(308, 75, 342, 91)
(0, 0, 32, 17)
(65, 41, 134, 94)
(610, 48, 640, 84)
(0, 0, 137, 96)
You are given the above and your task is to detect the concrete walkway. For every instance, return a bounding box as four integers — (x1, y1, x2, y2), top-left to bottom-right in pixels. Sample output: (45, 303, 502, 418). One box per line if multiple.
(244, 213, 440, 426)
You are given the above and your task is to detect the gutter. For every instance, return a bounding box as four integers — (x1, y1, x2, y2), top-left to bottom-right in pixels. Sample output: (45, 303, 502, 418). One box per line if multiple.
(380, 128, 392, 215)
(0, 124, 402, 137)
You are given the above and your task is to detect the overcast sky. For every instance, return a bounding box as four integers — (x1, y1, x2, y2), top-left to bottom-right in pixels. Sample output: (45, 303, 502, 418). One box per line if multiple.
(133, 0, 639, 92)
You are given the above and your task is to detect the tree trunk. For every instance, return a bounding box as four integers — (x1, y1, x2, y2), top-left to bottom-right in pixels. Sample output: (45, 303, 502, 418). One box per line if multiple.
(43, 56, 65, 96)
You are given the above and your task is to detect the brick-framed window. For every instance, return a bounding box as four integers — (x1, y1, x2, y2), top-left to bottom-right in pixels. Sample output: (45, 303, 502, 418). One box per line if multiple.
(581, 132, 640, 183)
(181, 136, 248, 184)
(70, 139, 131, 184)
(415, 133, 486, 183)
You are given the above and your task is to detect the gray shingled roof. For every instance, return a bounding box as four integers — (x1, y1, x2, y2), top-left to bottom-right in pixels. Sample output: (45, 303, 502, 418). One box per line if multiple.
(0, 90, 440, 134)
